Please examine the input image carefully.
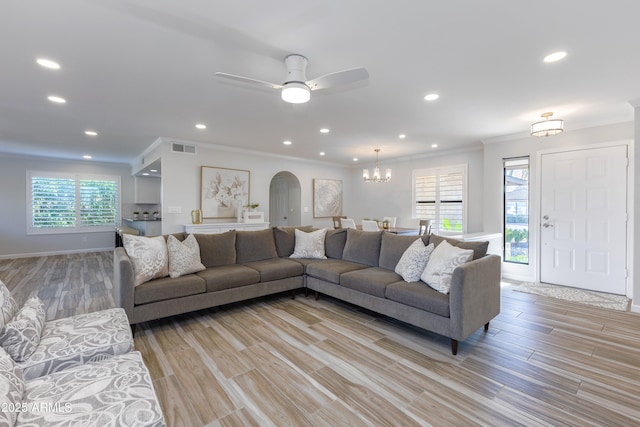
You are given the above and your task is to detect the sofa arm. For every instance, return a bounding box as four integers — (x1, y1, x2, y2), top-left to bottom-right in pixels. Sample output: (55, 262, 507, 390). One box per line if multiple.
(113, 247, 135, 322)
(448, 254, 501, 341)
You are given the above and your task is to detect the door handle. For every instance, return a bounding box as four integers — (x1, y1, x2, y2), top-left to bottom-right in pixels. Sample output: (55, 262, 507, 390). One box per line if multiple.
(543, 223, 554, 228)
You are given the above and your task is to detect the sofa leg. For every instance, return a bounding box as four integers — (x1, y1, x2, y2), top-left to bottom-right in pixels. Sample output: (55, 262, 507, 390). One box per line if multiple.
(315, 291, 319, 301)
(291, 290, 296, 300)
(484, 322, 490, 332)
(304, 288, 309, 297)
(451, 339, 458, 355)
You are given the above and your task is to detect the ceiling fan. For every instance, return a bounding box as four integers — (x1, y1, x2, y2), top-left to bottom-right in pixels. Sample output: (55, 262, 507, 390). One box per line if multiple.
(215, 54, 369, 104)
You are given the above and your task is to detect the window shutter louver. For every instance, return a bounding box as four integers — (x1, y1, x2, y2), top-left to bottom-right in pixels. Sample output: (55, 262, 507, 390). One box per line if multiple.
(413, 166, 466, 235)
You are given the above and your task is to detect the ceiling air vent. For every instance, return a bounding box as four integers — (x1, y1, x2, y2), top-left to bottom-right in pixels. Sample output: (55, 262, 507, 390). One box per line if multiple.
(171, 143, 196, 154)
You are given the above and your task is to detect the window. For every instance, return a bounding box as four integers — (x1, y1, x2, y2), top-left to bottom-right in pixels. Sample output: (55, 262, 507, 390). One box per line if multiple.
(503, 157, 529, 264)
(413, 164, 467, 235)
(28, 171, 120, 234)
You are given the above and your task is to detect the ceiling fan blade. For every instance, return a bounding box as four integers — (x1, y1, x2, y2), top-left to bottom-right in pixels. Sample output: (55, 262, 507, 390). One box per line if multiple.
(215, 72, 282, 90)
(306, 67, 369, 91)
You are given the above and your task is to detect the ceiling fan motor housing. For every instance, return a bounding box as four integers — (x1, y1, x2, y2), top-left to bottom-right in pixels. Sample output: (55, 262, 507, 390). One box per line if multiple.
(284, 54, 309, 84)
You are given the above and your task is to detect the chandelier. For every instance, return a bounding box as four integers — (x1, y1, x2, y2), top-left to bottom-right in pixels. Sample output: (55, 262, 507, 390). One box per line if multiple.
(531, 112, 564, 137)
(363, 149, 391, 183)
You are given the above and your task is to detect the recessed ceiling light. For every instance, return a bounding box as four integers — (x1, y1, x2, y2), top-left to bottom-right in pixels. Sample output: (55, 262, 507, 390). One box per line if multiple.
(283, 140, 292, 145)
(82, 155, 92, 159)
(48, 95, 66, 104)
(320, 128, 330, 134)
(320, 152, 325, 156)
(399, 134, 406, 139)
(544, 51, 567, 63)
(431, 143, 438, 148)
(353, 157, 358, 162)
(36, 58, 60, 70)
(195, 123, 206, 129)
(150, 169, 158, 173)
(142, 173, 150, 176)
(424, 93, 439, 101)
(84, 130, 98, 136)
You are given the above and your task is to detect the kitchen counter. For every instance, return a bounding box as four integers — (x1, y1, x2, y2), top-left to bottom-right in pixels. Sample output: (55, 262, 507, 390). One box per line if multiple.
(123, 218, 162, 236)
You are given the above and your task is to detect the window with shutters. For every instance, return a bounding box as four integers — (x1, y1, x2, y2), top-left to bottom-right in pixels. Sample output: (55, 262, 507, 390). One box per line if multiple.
(28, 171, 120, 234)
(413, 165, 467, 235)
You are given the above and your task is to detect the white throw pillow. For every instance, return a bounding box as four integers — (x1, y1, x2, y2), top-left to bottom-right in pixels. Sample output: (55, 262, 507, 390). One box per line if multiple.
(167, 234, 206, 278)
(421, 240, 473, 294)
(395, 240, 435, 282)
(123, 234, 169, 286)
(290, 228, 328, 259)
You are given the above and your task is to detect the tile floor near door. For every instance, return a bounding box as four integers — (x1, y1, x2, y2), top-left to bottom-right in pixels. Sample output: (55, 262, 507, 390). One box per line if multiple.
(1, 251, 640, 426)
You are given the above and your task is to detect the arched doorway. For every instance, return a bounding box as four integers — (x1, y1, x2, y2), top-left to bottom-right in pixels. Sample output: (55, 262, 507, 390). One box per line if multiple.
(269, 171, 302, 227)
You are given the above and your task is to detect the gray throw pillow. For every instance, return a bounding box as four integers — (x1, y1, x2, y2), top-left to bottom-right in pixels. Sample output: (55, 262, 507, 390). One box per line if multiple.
(342, 229, 383, 266)
(379, 233, 423, 270)
(236, 229, 278, 264)
(195, 230, 236, 267)
(325, 228, 347, 259)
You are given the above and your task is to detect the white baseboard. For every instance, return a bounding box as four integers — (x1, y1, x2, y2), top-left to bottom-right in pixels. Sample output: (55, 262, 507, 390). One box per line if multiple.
(0, 247, 113, 260)
(631, 302, 640, 314)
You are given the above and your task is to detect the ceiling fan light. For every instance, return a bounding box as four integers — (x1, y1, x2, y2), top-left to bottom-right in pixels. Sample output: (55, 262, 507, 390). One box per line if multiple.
(281, 82, 310, 103)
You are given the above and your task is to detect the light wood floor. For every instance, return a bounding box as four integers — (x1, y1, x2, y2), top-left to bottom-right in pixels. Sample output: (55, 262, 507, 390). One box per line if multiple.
(2, 251, 640, 426)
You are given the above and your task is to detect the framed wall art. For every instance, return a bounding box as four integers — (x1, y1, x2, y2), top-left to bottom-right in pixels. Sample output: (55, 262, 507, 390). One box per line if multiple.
(313, 178, 343, 218)
(201, 166, 250, 219)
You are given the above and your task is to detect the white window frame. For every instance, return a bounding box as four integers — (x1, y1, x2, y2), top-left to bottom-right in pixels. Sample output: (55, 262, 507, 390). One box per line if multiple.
(412, 164, 468, 236)
(27, 171, 121, 235)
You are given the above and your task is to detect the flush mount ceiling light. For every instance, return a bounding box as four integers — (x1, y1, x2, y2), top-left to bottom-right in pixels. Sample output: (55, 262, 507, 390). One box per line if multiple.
(363, 149, 391, 183)
(36, 58, 60, 69)
(195, 123, 207, 129)
(47, 95, 66, 104)
(84, 130, 98, 136)
(544, 51, 567, 63)
(424, 93, 439, 101)
(281, 82, 311, 103)
(531, 112, 564, 137)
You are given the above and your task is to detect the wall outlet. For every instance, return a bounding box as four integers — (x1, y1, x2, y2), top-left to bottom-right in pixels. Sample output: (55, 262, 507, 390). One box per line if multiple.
(303, 206, 309, 213)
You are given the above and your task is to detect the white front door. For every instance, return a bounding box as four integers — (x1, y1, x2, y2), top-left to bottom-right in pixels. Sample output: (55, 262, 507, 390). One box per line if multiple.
(540, 145, 628, 294)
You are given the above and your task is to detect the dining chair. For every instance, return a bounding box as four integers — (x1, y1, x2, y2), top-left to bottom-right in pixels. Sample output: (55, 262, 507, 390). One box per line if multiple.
(418, 219, 433, 236)
(382, 216, 397, 227)
(361, 220, 379, 231)
(332, 215, 347, 229)
(340, 218, 357, 229)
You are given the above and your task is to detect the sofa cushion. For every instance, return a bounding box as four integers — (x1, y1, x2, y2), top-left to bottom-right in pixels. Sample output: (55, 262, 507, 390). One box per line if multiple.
(18, 351, 165, 427)
(0, 296, 46, 362)
(236, 229, 278, 264)
(395, 241, 435, 282)
(421, 240, 474, 294)
(385, 281, 450, 317)
(325, 228, 347, 259)
(429, 234, 489, 260)
(290, 228, 328, 259)
(306, 259, 369, 284)
(342, 229, 383, 267)
(134, 274, 206, 305)
(197, 265, 261, 292)
(122, 234, 169, 286)
(0, 280, 18, 329)
(18, 308, 134, 381)
(274, 225, 314, 257)
(287, 258, 327, 273)
(0, 347, 24, 427)
(167, 234, 206, 278)
(244, 258, 305, 282)
(379, 233, 429, 270)
(340, 267, 403, 298)
(196, 230, 236, 267)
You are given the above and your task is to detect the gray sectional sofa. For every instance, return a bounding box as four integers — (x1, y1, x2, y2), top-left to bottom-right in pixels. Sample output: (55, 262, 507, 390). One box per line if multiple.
(113, 227, 501, 354)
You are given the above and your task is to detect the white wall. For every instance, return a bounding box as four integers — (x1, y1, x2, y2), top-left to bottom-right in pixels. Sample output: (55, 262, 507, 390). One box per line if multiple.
(483, 121, 634, 286)
(151, 141, 353, 234)
(0, 154, 134, 258)
(347, 147, 485, 232)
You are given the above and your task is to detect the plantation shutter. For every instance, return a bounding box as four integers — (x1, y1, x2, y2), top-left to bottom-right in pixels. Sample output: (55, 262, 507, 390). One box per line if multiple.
(31, 176, 76, 228)
(80, 179, 118, 227)
(413, 165, 466, 234)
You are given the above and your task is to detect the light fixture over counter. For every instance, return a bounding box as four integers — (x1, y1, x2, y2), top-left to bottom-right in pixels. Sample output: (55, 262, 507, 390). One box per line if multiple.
(531, 112, 564, 137)
(363, 149, 391, 183)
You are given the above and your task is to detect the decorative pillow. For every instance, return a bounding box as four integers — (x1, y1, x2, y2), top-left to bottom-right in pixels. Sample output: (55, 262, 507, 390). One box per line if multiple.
(235, 229, 278, 264)
(342, 228, 383, 267)
(167, 234, 206, 278)
(0, 347, 24, 427)
(0, 281, 18, 329)
(395, 240, 435, 282)
(0, 296, 46, 362)
(421, 240, 473, 294)
(274, 226, 315, 257)
(122, 234, 169, 286)
(428, 234, 489, 260)
(325, 228, 348, 259)
(290, 228, 328, 259)
(195, 230, 236, 267)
